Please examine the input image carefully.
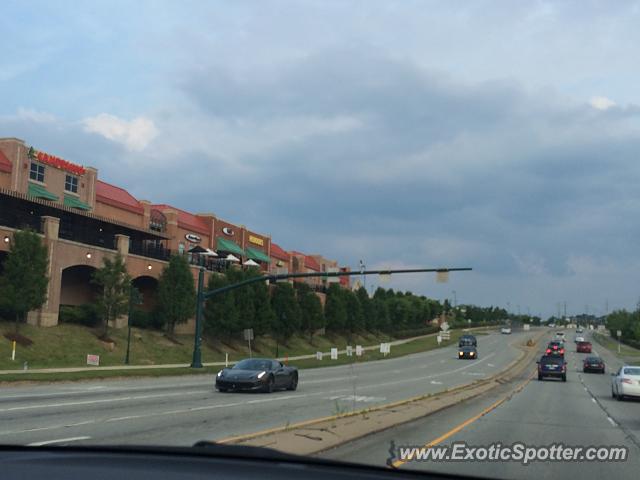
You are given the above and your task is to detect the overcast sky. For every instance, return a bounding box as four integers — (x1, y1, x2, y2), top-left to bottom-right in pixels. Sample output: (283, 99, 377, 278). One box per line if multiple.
(3, 0, 640, 317)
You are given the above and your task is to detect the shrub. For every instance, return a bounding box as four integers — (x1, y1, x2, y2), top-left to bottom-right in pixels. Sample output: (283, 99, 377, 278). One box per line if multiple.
(59, 304, 100, 327)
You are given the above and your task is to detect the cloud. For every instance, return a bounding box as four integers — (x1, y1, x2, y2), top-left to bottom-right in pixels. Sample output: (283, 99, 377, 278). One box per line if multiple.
(82, 114, 158, 151)
(589, 96, 616, 110)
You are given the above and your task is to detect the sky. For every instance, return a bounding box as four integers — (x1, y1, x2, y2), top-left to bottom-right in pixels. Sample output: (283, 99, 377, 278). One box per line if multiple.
(3, 0, 640, 317)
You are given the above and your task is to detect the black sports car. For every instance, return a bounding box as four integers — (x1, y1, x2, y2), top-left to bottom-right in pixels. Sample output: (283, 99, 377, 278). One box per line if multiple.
(215, 358, 298, 393)
(458, 345, 478, 359)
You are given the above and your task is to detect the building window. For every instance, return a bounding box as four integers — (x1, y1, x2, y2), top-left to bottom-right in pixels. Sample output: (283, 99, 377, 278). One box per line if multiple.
(29, 162, 45, 182)
(65, 174, 78, 193)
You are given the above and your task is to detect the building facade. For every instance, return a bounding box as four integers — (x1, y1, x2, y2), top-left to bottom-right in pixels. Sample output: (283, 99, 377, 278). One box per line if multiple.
(0, 137, 346, 329)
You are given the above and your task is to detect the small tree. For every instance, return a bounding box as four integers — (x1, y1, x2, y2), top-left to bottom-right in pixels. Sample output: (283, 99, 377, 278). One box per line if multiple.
(271, 282, 301, 354)
(92, 253, 131, 338)
(156, 255, 196, 336)
(297, 283, 324, 343)
(204, 273, 239, 339)
(0, 230, 49, 331)
(325, 283, 347, 332)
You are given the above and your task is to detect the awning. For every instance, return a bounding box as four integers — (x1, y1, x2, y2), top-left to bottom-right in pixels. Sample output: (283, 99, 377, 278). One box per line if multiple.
(246, 247, 271, 263)
(243, 259, 259, 266)
(28, 183, 58, 202)
(188, 245, 208, 254)
(225, 254, 240, 262)
(202, 248, 218, 257)
(217, 237, 245, 256)
(63, 194, 91, 211)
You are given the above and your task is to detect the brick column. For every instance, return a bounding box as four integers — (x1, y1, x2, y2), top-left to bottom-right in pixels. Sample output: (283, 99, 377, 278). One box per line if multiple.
(27, 216, 61, 327)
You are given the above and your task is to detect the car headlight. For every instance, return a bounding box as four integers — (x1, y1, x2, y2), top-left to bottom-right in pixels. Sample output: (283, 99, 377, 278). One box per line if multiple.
(470, 351, 475, 356)
(459, 351, 464, 356)
(257, 371, 267, 379)
(217, 370, 223, 378)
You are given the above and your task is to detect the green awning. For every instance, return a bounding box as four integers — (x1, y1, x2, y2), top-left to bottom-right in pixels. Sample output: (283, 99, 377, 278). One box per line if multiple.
(246, 247, 271, 264)
(63, 194, 91, 211)
(28, 182, 59, 201)
(216, 237, 245, 256)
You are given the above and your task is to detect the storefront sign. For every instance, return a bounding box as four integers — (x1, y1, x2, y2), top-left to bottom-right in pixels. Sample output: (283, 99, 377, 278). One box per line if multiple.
(185, 233, 201, 244)
(248, 235, 264, 246)
(28, 147, 86, 176)
(222, 227, 234, 236)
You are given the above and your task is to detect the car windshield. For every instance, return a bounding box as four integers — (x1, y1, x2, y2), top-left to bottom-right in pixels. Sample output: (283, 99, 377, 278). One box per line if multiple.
(585, 357, 601, 363)
(233, 359, 272, 371)
(3, 2, 640, 480)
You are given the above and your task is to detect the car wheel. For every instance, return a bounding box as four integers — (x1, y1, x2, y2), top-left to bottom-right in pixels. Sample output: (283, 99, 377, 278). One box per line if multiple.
(538, 374, 543, 381)
(616, 393, 624, 401)
(263, 376, 275, 393)
(216, 387, 228, 393)
(287, 373, 298, 391)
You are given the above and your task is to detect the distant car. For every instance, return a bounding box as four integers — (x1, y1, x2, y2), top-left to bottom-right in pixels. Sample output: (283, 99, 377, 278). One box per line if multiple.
(458, 334, 477, 347)
(574, 335, 586, 343)
(458, 345, 478, 359)
(548, 323, 556, 328)
(576, 327, 584, 334)
(583, 356, 605, 374)
(576, 341, 592, 353)
(611, 366, 640, 400)
(545, 341, 565, 357)
(555, 332, 566, 341)
(215, 358, 298, 393)
(501, 327, 512, 334)
(538, 355, 567, 381)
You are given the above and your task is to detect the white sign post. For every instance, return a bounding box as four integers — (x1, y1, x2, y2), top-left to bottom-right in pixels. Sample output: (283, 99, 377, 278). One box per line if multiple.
(330, 348, 338, 360)
(316, 351, 323, 361)
(437, 335, 442, 345)
(355, 345, 363, 356)
(346, 345, 353, 357)
(617, 330, 622, 354)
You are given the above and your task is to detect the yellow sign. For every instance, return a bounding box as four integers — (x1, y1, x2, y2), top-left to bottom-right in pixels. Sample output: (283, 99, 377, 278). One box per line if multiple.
(248, 235, 264, 246)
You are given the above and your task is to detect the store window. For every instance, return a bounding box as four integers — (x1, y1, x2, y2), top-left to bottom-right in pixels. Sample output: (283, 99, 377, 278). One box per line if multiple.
(29, 162, 45, 182)
(65, 174, 78, 193)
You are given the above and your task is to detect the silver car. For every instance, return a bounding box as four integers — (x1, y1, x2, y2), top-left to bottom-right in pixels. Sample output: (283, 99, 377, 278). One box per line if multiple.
(611, 366, 640, 400)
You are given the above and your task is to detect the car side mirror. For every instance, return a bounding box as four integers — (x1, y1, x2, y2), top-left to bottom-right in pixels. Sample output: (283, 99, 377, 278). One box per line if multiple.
(536, 361, 540, 364)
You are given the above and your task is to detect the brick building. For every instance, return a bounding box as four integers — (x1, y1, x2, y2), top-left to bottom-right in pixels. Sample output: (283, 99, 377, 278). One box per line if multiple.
(0, 137, 347, 330)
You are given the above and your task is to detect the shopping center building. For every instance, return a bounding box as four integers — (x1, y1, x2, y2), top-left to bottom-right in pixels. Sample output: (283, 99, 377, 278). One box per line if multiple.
(0, 137, 349, 330)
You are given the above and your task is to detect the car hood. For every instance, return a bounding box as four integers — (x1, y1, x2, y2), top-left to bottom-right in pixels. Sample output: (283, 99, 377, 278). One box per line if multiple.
(221, 369, 264, 380)
(459, 346, 477, 353)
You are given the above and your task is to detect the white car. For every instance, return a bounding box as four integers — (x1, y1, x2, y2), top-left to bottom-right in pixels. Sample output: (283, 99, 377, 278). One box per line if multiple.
(555, 332, 565, 341)
(501, 327, 512, 334)
(611, 366, 640, 400)
(575, 336, 585, 343)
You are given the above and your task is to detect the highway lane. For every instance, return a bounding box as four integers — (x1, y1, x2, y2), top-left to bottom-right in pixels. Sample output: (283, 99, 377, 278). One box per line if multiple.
(0, 330, 529, 447)
(321, 329, 640, 479)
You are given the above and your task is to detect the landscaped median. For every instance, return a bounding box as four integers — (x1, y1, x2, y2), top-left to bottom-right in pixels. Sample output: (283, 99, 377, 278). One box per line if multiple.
(212, 329, 545, 457)
(0, 327, 492, 383)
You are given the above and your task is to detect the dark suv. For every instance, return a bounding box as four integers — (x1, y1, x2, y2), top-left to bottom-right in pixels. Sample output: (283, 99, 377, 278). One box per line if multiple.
(537, 355, 567, 381)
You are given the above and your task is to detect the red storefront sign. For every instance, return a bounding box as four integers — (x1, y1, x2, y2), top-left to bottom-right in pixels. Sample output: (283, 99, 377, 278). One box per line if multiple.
(29, 147, 86, 176)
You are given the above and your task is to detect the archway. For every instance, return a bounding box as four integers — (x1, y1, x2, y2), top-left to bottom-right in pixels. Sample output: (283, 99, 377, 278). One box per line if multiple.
(60, 265, 100, 306)
(132, 275, 158, 312)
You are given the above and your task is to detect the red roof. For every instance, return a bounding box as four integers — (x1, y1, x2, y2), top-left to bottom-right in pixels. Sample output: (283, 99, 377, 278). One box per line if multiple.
(96, 180, 143, 214)
(152, 204, 210, 236)
(304, 255, 321, 271)
(0, 150, 12, 173)
(270, 243, 290, 261)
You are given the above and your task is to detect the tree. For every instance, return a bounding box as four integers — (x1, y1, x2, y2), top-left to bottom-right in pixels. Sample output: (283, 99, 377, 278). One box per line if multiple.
(252, 272, 276, 336)
(356, 287, 374, 330)
(92, 253, 131, 338)
(325, 284, 348, 332)
(204, 273, 239, 339)
(156, 255, 196, 336)
(0, 230, 49, 331)
(345, 289, 364, 337)
(297, 283, 324, 343)
(271, 283, 301, 352)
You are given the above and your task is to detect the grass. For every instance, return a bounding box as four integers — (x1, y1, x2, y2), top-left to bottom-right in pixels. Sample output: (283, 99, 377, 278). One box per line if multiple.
(592, 333, 640, 359)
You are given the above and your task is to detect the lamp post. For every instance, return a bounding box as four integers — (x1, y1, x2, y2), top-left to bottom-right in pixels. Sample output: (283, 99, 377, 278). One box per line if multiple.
(125, 285, 143, 365)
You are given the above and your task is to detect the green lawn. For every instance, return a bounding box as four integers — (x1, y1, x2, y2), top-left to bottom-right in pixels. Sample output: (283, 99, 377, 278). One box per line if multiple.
(592, 333, 640, 359)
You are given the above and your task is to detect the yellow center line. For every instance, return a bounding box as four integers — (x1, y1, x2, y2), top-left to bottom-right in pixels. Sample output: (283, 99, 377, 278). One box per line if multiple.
(390, 370, 535, 468)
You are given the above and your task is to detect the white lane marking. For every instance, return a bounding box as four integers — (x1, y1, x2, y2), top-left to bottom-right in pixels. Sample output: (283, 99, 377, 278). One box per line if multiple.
(608, 417, 617, 427)
(584, 387, 588, 391)
(430, 381, 443, 385)
(0, 390, 207, 413)
(106, 415, 142, 422)
(487, 363, 495, 367)
(463, 372, 485, 376)
(592, 398, 597, 404)
(327, 395, 385, 403)
(28, 436, 91, 446)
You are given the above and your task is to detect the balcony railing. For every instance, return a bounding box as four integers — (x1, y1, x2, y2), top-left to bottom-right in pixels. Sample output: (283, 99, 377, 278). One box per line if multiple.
(129, 241, 172, 261)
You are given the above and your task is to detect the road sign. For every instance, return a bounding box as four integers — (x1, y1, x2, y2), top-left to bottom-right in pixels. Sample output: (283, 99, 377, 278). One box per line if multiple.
(86, 354, 100, 366)
(380, 343, 391, 355)
(440, 330, 451, 340)
(316, 351, 323, 361)
(617, 330, 622, 337)
(346, 345, 353, 357)
(243, 329, 254, 341)
(330, 348, 338, 360)
(524, 324, 530, 331)
(356, 345, 363, 356)
(440, 322, 450, 332)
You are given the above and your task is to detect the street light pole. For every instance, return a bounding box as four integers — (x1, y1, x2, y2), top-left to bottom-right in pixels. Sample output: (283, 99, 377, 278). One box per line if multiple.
(190, 267, 206, 368)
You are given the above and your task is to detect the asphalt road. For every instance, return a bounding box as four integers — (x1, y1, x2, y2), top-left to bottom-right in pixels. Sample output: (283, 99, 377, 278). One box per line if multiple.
(0, 329, 528, 447)
(321, 329, 640, 479)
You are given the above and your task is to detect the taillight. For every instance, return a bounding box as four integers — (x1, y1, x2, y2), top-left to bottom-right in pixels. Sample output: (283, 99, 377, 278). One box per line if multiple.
(546, 349, 551, 354)
(560, 349, 565, 354)
(553, 345, 558, 350)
